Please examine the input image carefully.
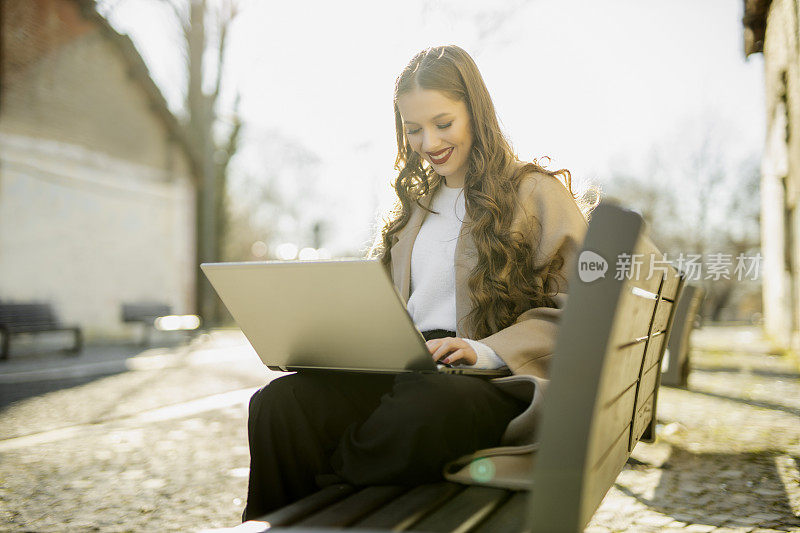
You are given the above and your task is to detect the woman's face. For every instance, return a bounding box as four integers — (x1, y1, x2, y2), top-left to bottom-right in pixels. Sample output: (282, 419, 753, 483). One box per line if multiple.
(397, 88, 473, 187)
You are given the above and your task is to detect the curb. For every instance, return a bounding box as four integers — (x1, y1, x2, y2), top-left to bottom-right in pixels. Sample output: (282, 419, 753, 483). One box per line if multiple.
(0, 359, 129, 384)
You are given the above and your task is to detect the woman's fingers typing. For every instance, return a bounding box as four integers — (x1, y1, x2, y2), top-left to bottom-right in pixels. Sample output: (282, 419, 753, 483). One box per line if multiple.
(425, 337, 477, 365)
(425, 337, 452, 361)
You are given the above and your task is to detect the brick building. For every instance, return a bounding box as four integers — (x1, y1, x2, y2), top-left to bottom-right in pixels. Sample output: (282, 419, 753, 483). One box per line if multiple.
(0, 0, 199, 338)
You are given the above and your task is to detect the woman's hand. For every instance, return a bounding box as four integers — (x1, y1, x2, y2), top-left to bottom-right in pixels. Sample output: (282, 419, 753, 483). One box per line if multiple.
(426, 337, 477, 366)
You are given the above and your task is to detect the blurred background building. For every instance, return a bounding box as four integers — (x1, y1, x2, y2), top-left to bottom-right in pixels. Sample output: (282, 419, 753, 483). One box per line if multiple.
(744, 0, 800, 349)
(0, 0, 199, 338)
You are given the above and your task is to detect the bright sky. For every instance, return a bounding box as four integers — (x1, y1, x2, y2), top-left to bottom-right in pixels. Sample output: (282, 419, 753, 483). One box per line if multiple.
(102, 0, 765, 256)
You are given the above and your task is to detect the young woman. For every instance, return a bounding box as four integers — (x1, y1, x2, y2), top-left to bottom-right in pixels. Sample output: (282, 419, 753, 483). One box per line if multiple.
(242, 45, 591, 521)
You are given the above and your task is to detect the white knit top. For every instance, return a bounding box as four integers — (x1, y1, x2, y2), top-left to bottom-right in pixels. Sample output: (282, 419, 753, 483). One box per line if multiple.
(407, 184, 507, 370)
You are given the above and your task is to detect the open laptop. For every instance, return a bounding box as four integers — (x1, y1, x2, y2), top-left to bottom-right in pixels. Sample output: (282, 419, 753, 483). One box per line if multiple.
(200, 259, 511, 377)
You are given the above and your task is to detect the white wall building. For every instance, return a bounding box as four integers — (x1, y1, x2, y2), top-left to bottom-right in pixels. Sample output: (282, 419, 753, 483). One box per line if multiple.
(0, 0, 198, 339)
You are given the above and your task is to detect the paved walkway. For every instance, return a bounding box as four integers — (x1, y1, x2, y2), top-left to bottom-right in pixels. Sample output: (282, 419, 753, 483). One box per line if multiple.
(0, 326, 798, 531)
(0, 330, 277, 531)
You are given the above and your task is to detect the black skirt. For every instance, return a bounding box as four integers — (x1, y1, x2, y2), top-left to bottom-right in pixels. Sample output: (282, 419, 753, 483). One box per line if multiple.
(242, 329, 525, 520)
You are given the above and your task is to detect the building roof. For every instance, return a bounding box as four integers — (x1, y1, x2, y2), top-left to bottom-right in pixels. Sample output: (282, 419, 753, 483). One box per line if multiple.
(72, 0, 202, 180)
(743, 0, 772, 56)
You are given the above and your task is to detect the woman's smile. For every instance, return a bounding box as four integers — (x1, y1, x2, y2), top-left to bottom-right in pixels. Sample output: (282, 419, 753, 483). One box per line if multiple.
(427, 147, 454, 165)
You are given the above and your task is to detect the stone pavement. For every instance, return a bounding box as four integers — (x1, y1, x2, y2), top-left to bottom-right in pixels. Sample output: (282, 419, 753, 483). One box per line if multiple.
(0, 326, 798, 531)
(0, 330, 279, 532)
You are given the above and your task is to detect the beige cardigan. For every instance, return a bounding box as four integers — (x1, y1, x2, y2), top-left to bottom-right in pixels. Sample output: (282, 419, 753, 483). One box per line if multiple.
(387, 171, 589, 489)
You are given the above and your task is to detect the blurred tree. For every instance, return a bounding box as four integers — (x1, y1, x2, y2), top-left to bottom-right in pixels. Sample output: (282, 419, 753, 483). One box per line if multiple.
(419, 0, 532, 56)
(99, 0, 242, 324)
(604, 117, 761, 322)
(225, 127, 323, 260)
(181, 0, 241, 325)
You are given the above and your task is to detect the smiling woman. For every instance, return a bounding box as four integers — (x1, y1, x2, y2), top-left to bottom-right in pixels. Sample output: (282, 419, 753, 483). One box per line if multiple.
(397, 90, 473, 188)
(241, 44, 594, 522)
(380, 45, 594, 344)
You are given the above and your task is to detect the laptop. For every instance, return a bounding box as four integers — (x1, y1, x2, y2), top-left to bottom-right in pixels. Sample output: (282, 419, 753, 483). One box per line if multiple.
(200, 259, 511, 377)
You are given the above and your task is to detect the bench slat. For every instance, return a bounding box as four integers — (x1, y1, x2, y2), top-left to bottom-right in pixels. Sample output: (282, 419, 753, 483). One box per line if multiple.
(660, 266, 683, 301)
(295, 485, 408, 528)
(610, 286, 658, 345)
(410, 486, 510, 533)
(257, 484, 355, 527)
(600, 341, 647, 407)
(585, 425, 631, 512)
(597, 327, 666, 422)
(605, 339, 647, 393)
(597, 296, 672, 424)
(642, 330, 668, 372)
(472, 491, 529, 533)
(353, 481, 462, 530)
(634, 235, 672, 290)
(121, 303, 172, 322)
(590, 385, 636, 468)
(0, 303, 60, 329)
(652, 299, 674, 333)
(631, 387, 656, 448)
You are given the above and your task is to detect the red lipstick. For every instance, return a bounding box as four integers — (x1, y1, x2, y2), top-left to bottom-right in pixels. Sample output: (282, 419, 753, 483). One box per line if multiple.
(427, 147, 453, 165)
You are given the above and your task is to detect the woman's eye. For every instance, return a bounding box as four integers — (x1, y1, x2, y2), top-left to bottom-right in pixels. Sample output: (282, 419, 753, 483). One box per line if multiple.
(437, 122, 453, 129)
(405, 128, 421, 135)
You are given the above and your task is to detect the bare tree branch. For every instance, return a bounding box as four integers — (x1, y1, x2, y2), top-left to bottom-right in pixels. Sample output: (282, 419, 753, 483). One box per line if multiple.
(420, 0, 532, 56)
(211, 0, 240, 104)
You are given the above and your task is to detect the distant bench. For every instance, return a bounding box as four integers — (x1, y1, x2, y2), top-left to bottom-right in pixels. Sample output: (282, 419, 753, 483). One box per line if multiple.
(0, 303, 82, 360)
(121, 302, 200, 346)
(661, 284, 705, 388)
(221, 202, 686, 533)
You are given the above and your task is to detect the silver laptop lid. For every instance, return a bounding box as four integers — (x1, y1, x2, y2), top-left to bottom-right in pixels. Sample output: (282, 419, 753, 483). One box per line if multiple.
(200, 259, 437, 373)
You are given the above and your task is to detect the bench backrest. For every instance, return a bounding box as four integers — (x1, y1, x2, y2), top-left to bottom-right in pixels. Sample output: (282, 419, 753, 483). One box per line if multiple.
(121, 302, 172, 322)
(661, 284, 705, 387)
(0, 303, 59, 328)
(528, 202, 684, 532)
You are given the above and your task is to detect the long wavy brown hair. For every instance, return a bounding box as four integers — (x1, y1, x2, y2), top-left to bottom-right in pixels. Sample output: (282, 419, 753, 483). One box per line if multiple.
(368, 45, 592, 339)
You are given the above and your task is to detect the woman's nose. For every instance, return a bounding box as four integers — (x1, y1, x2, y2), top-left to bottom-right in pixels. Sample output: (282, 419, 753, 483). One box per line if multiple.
(420, 129, 440, 153)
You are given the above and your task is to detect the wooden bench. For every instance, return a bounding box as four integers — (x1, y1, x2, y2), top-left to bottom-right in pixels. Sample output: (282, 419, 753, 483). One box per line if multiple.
(223, 202, 685, 533)
(660, 284, 705, 388)
(121, 302, 172, 346)
(121, 303, 201, 346)
(0, 303, 82, 360)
